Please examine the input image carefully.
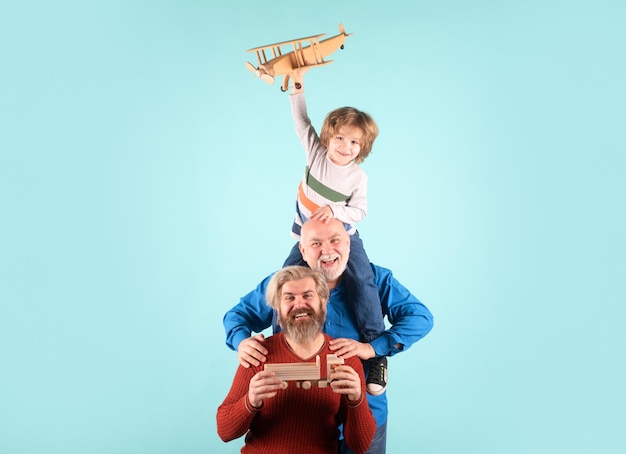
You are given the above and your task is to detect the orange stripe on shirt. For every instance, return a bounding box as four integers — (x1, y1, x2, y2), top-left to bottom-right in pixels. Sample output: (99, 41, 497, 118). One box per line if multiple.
(298, 182, 320, 213)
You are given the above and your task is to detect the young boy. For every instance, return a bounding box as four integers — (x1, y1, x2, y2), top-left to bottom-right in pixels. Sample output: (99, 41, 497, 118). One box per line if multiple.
(282, 68, 388, 395)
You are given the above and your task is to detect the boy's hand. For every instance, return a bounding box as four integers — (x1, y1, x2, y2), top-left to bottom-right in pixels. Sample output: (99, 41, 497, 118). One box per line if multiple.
(291, 67, 310, 93)
(310, 205, 334, 222)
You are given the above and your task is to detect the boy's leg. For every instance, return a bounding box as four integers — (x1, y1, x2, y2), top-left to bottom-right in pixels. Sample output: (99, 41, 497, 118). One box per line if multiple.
(344, 232, 385, 339)
(344, 232, 388, 396)
(283, 242, 307, 267)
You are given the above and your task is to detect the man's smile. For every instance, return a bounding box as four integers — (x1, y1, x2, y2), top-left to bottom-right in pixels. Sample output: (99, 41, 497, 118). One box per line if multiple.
(289, 310, 313, 322)
(320, 255, 339, 267)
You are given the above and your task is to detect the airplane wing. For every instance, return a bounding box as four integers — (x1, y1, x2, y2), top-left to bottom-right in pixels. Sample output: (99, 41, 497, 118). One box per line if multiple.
(246, 33, 327, 53)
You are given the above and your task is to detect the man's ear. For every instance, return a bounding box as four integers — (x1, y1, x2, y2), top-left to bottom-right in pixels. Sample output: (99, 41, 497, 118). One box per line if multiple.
(298, 242, 306, 261)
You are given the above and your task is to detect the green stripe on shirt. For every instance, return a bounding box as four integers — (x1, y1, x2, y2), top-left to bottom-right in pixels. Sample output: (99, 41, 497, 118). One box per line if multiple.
(305, 166, 350, 202)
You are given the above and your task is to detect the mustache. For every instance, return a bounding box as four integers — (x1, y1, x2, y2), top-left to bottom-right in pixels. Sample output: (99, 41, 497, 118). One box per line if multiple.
(287, 308, 313, 320)
(279, 304, 326, 326)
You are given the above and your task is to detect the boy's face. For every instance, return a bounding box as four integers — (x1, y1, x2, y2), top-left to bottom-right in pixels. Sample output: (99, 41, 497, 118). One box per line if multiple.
(327, 125, 363, 166)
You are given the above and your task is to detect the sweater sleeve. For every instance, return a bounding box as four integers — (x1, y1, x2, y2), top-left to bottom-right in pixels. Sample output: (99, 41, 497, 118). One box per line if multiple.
(340, 357, 377, 454)
(290, 92, 324, 160)
(216, 364, 259, 442)
(328, 169, 368, 225)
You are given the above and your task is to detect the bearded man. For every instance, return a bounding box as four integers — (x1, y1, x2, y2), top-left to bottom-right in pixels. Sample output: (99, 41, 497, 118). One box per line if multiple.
(223, 218, 434, 454)
(217, 266, 376, 454)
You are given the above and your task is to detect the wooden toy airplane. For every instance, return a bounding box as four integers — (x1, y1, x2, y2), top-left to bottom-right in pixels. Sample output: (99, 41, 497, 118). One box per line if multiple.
(245, 23, 352, 92)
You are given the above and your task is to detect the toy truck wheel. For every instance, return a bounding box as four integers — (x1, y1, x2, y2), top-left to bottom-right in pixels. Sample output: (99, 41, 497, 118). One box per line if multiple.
(301, 381, 312, 390)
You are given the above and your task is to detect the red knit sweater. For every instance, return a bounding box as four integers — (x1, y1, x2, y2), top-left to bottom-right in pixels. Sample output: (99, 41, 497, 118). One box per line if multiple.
(217, 333, 376, 454)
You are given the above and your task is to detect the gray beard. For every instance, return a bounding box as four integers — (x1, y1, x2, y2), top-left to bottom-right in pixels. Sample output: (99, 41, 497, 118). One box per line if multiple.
(315, 267, 339, 283)
(313, 257, 346, 282)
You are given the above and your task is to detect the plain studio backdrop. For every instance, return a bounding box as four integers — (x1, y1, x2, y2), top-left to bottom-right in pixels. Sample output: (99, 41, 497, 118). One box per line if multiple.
(1, 1, 624, 453)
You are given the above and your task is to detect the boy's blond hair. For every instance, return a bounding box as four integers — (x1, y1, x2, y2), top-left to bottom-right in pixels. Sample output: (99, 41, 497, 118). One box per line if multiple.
(319, 107, 379, 164)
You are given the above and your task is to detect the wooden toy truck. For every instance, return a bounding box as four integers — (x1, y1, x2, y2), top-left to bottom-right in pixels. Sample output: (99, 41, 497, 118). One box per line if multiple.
(264, 354, 344, 389)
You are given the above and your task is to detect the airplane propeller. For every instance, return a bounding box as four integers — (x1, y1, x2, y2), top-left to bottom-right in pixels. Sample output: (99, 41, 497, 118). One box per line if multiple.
(245, 61, 274, 85)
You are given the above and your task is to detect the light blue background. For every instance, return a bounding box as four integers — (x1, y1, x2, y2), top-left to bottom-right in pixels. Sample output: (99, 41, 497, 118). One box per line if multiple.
(1, 1, 625, 453)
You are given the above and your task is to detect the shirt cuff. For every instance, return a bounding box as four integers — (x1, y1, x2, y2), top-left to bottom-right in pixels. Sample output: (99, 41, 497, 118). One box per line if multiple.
(347, 394, 364, 408)
(370, 334, 403, 357)
(245, 395, 263, 414)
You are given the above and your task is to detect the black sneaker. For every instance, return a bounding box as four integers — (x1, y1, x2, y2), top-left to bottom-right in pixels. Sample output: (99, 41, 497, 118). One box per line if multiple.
(366, 357, 388, 396)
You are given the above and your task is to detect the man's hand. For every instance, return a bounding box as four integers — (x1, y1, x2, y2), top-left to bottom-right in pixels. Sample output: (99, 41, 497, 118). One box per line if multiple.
(237, 334, 268, 368)
(329, 365, 362, 402)
(329, 338, 375, 360)
(248, 370, 283, 408)
(310, 205, 334, 223)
